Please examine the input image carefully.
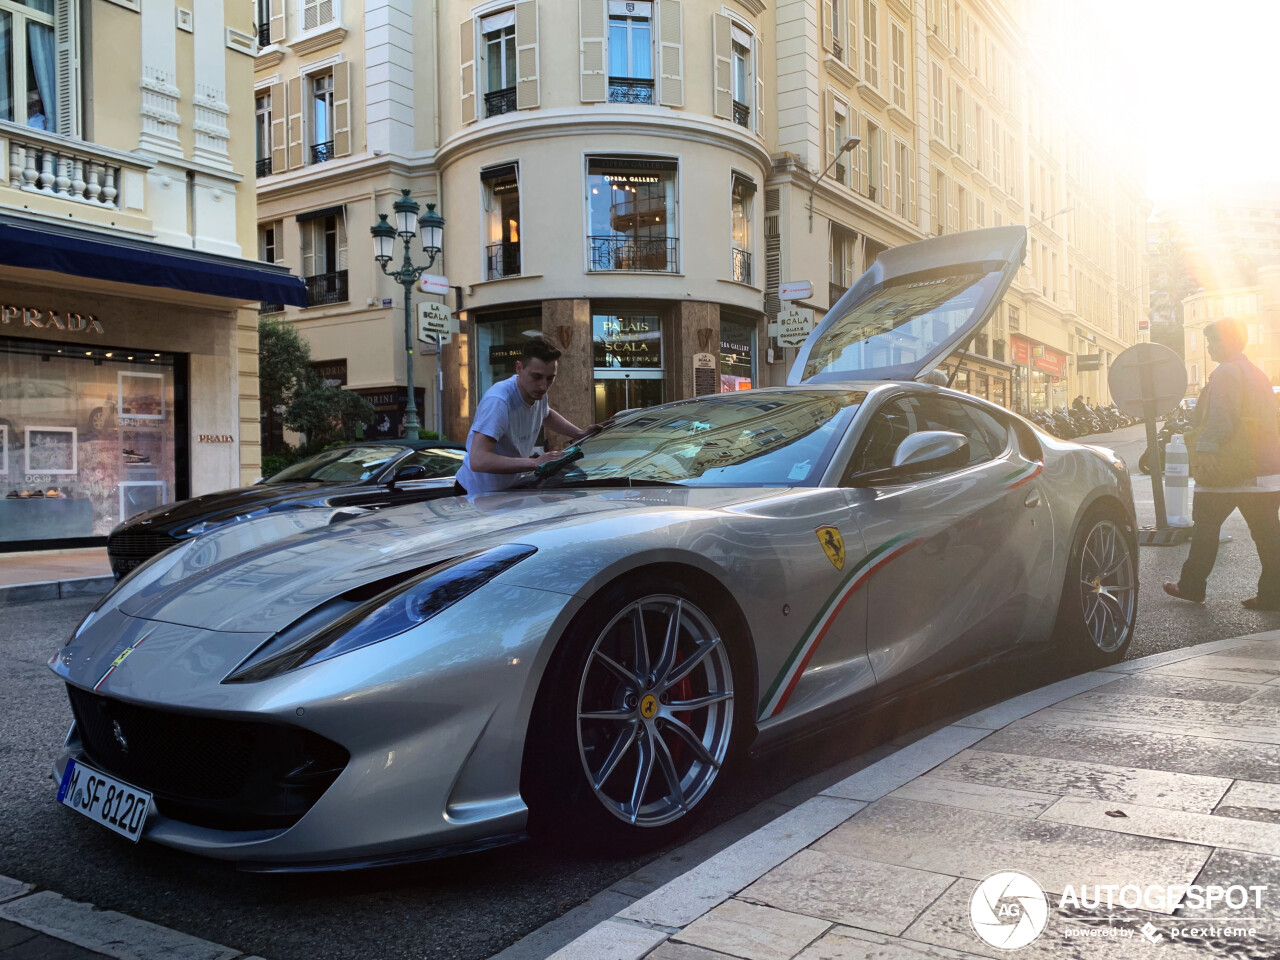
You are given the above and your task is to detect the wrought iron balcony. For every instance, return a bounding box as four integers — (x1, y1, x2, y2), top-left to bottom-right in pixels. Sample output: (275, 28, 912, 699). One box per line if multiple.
(257, 22, 270, 47)
(833, 41, 843, 60)
(304, 270, 348, 307)
(255, 157, 272, 177)
(608, 78, 655, 104)
(485, 87, 517, 118)
(731, 248, 751, 284)
(830, 282, 848, 306)
(258, 301, 285, 315)
(485, 242, 522, 280)
(732, 100, 750, 127)
(588, 235, 678, 273)
(310, 140, 334, 164)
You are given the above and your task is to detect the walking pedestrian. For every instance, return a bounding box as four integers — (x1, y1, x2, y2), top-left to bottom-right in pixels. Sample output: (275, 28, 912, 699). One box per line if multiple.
(1164, 317, 1280, 609)
(453, 336, 593, 495)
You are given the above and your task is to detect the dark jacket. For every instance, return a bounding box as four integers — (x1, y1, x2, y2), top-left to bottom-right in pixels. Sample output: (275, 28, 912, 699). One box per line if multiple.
(1193, 352, 1280, 478)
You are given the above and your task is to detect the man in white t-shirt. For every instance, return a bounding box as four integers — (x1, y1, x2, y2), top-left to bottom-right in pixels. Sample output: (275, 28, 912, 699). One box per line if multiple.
(453, 336, 592, 494)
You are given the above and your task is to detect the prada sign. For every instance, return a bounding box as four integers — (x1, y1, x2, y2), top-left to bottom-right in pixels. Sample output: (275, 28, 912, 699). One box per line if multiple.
(2, 303, 105, 334)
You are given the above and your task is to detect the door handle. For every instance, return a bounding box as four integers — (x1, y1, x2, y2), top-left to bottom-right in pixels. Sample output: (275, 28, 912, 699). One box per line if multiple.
(1024, 489, 1041, 508)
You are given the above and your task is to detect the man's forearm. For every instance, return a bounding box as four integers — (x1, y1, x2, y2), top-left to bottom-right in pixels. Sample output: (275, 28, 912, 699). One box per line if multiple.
(468, 449, 540, 474)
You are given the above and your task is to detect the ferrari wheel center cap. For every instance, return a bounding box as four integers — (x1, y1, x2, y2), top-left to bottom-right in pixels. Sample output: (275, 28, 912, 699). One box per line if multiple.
(1092, 578, 1102, 591)
(639, 694, 658, 719)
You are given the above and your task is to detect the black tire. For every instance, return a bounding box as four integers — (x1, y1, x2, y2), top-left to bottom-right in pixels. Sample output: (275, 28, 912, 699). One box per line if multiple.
(1138, 451, 1151, 475)
(1053, 506, 1138, 667)
(523, 573, 747, 847)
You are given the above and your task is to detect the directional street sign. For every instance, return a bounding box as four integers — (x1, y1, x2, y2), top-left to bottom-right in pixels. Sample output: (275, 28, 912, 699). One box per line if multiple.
(418, 274, 450, 295)
(769, 307, 815, 348)
(417, 301, 457, 343)
(779, 280, 812, 301)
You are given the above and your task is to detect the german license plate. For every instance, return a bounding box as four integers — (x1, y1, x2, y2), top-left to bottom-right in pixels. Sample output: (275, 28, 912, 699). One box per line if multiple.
(57, 759, 151, 842)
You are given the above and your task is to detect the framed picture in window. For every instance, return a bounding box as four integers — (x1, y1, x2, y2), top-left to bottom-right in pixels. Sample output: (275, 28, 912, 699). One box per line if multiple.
(118, 371, 166, 420)
(24, 426, 78, 475)
(119, 481, 167, 522)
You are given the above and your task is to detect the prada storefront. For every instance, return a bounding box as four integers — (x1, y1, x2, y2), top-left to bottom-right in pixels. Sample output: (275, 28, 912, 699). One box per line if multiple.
(0, 219, 305, 553)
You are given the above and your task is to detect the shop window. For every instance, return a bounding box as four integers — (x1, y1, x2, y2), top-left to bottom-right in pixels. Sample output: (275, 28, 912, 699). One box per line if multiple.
(609, 2, 653, 103)
(482, 164, 521, 280)
(731, 174, 754, 284)
(720, 317, 755, 392)
(482, 9, 517, 117)
(300, 209, 348, 306)
(1, 337, 181, 546)
(310, 72, 335, 163)
(587, 157, 678, 273)
(255, 92, 272, 176)
(593, 312, 663, 422)
(475, 315, 541, 401)
(0, 0, 77, 135)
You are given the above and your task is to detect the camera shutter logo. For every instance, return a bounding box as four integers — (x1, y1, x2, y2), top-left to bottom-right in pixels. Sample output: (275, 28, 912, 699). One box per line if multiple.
(970, 871, 1048, 949)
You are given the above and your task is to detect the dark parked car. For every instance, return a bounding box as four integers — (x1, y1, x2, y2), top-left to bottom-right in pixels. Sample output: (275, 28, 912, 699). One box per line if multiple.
(107, 441, 464, 578)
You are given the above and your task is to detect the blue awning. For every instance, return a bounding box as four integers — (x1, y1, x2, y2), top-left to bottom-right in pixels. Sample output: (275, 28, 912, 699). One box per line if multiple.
(0, 216, 308, 307)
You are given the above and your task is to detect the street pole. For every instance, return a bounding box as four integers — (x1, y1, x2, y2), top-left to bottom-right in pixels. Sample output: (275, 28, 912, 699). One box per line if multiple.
(400, 246, 420, 432)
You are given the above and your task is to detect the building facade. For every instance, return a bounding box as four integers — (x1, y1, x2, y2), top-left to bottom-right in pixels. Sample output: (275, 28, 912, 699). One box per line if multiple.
(1181, 265, 1280, 395)
(252, 0, 1147, 447)
(0, 0, 301, 553)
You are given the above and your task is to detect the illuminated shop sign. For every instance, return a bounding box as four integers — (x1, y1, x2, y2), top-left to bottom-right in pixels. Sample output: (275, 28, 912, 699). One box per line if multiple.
(1, 304, 104, 334)
(594, 315, 662, 369)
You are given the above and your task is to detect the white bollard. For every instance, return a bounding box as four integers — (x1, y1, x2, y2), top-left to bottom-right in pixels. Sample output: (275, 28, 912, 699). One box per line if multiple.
(1165, 433, 1192, 526)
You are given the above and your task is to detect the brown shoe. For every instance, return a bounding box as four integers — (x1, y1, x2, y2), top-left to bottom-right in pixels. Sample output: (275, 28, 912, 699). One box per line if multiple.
(1163, 582, 1204, 604)
(1242, 597, 1280, 611)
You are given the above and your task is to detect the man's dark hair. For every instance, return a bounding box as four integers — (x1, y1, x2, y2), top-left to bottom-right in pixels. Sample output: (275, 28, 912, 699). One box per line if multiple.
(521, 336, 562, 364)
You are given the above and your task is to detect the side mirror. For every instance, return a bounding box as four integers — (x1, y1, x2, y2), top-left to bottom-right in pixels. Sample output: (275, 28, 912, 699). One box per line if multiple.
(852, 431, 970, 486)
(389, 464, 428, 489)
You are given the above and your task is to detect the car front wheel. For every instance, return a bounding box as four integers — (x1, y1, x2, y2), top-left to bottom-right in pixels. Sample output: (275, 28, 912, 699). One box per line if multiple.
(526, 576, 743, 843)
(1054, 510, 1138, 666)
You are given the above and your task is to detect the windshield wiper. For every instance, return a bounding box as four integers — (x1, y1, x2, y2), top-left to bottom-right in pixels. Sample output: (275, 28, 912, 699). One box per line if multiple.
(537, 477, 683, 489)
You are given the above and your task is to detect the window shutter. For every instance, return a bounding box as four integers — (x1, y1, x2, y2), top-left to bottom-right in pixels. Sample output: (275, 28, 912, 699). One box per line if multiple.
(270, 81, 287, 173)
(712, 12, 731, 120)
(287, 76, 304, 169)
(946, 180, 956, 233)
(54, 0, 79, 138)
(847, 5, 857, 71)
(881, 157, 890, 207)
(907, 147, 916, 223)
(824, 91, 835, 172)
(858, 144, 869, 195)
(302, 0, 319, 31)
(301, 223, 315, 279)
(269, 0, 285, 44)
(847, 108, 859, 181)
(460, 19, 476, 123)
(336, 214, 348, 271)
(755, 36, 764, 134)
(332, 62, 351, 157)
(580, 0, 607, 103)
(822, 0, 833, 51)
(515, 0, 540, 109)
(657, 0, 683, 107)
(949, 84, 958, 152)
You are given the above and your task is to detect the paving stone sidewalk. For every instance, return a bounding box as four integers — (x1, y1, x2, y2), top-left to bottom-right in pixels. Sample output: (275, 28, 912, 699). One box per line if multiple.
(549, 632, 1280, 960)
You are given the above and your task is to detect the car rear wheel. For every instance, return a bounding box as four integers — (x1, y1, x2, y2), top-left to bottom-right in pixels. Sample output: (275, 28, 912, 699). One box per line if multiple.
(1054, 509, 1137, 666)
(525, 576, 744, 844)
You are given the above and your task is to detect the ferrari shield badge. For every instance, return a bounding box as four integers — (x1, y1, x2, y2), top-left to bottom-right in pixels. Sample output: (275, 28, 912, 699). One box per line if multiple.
(815, 526, 845, 570)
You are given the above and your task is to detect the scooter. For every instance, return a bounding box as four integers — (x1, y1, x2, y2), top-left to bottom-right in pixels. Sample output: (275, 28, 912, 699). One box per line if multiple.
(1137, 412, 1194, 474)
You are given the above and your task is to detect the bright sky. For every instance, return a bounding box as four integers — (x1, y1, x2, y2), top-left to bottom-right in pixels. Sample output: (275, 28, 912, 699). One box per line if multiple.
(1098, 0, 1280, 205)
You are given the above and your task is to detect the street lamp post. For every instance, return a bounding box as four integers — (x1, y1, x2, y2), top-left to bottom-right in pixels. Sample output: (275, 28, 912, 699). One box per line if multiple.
(807, 136, 862, 232)
(371, 189, 445, 435)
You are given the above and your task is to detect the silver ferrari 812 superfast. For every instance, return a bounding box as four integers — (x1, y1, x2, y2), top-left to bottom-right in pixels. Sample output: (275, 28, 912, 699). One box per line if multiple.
(50, 227, 1138, 870)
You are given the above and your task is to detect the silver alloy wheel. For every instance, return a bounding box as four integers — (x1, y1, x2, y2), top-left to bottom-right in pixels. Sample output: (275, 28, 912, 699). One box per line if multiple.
(1077, 519, 1136, 653)
(576, 595, 734, 827)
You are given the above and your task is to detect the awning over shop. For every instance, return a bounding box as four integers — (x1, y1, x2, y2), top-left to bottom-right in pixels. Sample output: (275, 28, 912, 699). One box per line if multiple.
(0, 216, 308, 307)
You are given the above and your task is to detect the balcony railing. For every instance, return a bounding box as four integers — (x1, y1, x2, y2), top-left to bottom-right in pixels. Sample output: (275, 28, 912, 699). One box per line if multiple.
(485, 87, 517, 118)
(731, 247, 751, 284)
(310, 140, 334, 164)
(258, 301, 285, 315)
(257, 22, 270, 47)
(4, 128, 130, 208)
(485, 242, 521, 280)
(833, 41, 843, 60)
(830, 282, 848, 306)
(588, 235, 678, 273)
(732, 100, 750, 127)
(304, 270, 348, 307)
(608, 78, 655, 104)
(255, 157, 272, 177)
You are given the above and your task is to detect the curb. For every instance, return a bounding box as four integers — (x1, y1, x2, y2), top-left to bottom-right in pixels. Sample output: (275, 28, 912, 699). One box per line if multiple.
(0, 574, 114, 605)
(539, 633, 1269, 960)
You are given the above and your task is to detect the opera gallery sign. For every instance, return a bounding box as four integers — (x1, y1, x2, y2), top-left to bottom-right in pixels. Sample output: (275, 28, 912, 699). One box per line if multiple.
(2, 302, 105, 334)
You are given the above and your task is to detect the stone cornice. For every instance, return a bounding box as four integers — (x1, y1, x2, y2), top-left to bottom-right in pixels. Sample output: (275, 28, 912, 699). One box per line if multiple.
(732, 0, 765, 15)
(290, 26, 347, 58)
(436, 108, 772, 174)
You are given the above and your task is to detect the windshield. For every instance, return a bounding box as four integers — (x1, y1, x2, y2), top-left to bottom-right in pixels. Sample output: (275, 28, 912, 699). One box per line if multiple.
(801, 266, 1005, 382)
(266, 445, 406, 484)
(535, 390, 864, 488)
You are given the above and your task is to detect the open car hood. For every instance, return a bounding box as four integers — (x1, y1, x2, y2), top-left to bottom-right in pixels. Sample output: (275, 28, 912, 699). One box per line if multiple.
(790, 226, 1027, 384)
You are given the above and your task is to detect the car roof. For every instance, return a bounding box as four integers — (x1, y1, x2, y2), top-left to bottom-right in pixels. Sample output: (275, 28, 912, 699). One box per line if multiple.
(331, 439, 465, 451)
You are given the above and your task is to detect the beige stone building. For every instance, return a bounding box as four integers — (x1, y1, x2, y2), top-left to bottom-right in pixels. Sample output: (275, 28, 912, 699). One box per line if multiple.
(1181, 265, 1280, 395)
(252, 0, 1147, 444)
(0, 0, 300, 555)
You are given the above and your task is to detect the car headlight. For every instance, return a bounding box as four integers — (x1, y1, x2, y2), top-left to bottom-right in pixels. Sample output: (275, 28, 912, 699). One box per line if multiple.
(185, 507, 270, 536)
(223, 543, 537, 683)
